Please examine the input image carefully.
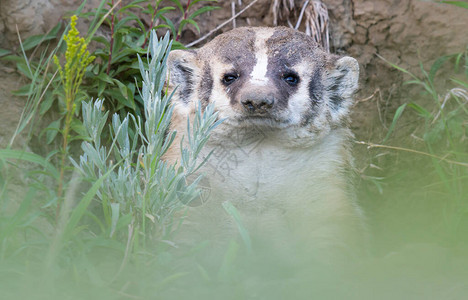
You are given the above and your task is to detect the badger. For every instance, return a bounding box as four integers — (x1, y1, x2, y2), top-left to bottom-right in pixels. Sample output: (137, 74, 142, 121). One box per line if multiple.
(165, 27, 367, 264)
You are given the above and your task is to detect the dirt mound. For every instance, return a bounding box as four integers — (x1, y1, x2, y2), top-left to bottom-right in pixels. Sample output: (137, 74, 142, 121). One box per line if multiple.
(0, 68, 27, 149)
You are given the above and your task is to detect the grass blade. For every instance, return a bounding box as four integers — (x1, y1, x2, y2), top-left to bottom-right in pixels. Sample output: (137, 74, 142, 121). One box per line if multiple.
(222, 201, 252, 253)
(61, 166, 115, 241)
(0, 149, 59, 180)
(441, 1, 468, 9)
(383, 103, 407, 143)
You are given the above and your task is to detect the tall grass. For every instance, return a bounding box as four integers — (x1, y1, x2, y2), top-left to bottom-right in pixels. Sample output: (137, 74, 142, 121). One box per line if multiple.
(359, 46, 468, 257)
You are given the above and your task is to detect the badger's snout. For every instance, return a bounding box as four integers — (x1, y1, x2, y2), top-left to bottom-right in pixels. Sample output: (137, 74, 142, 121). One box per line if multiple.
(240, 94, 275, 113)
(239, 86, 276, 115)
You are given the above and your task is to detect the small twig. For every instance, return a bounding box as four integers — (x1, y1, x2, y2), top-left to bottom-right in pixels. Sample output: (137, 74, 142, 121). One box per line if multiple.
(231, 0, 237, 28)
(186, 0, 260, 48)
(272, 0, 279, 25)
(410, 133, 424, 142)
(355, 141, 468, 168)
(295, 0, 309, 30)
(356, 88, 381, 103)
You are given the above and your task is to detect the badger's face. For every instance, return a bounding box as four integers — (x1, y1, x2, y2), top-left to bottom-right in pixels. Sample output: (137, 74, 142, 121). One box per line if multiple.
(167, 27, 359, 131)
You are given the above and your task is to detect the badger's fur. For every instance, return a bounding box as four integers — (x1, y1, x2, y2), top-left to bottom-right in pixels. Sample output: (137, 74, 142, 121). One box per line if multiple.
(165, 27, 366, 264)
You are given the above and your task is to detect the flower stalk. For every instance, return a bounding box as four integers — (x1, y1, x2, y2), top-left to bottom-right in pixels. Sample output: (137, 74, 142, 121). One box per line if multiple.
(54, 15, 95, 218)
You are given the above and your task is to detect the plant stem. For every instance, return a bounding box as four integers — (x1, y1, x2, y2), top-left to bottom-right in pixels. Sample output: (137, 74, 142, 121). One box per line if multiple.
(142, 1, 160, 49)
(184, 0, 191, 19)
(175, 0, 191, 41)
(355, 141, 468, 168)
(56, 93, 74, 219)
(106, 0, 115, 75)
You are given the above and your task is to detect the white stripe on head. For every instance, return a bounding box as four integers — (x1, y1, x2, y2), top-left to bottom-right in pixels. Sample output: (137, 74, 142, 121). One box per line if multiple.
(249, 30, 274, 86)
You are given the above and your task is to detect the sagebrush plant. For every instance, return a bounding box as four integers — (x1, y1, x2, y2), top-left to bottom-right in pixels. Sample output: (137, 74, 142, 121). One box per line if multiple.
(73, 30, 221, 243)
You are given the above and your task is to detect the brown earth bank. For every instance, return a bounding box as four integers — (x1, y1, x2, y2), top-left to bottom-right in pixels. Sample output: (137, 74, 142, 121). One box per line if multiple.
(0, 0, 467, 146)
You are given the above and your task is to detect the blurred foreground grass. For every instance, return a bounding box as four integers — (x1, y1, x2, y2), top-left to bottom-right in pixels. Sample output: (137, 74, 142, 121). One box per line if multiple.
(1, 80, 467, 300)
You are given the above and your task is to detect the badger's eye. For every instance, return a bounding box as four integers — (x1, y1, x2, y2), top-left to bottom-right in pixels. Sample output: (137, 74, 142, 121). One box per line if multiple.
(283, 73, 299, 86)
(222, 73, 239, 85)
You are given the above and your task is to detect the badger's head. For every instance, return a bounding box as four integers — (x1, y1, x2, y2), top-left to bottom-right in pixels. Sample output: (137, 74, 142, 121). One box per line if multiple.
(167, 27, 359, 133)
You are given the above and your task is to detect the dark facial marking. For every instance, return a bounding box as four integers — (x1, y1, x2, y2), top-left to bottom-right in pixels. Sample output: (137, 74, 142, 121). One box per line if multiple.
(174, 62, 194, 104)
(225, 72, 250, 106)
(268, 27, 329, 105)
(264, 28, 325, 109)
(199, 64, 213, 109)
(294, 68, 325, 126)
(308, 68, 323, 106)
(202, 28, 257, 106)
(265, 57, 300, 109)
(326, 72, 345, 111)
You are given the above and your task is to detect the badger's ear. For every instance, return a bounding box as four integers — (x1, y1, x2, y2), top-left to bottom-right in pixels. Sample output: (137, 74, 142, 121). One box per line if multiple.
(167, 49, 199, 104)
(324, 56, 359, 118)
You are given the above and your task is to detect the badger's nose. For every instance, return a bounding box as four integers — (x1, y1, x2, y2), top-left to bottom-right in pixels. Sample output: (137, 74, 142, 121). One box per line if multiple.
(240, 94, 275, 113)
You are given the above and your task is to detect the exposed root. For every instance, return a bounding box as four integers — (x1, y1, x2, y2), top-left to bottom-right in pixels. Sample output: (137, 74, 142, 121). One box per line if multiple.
(270, 0, 330, 52)
(304, 1, 329, 52)
(271, 0, 295, 26)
